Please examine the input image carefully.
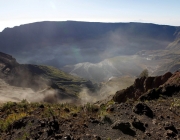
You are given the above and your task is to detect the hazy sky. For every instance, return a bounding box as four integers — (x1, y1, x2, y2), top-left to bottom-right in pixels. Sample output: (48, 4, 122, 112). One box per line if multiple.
(1, 0, 180, 32)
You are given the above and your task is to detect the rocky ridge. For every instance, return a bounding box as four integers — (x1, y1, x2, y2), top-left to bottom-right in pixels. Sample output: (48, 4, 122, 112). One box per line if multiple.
(113, 71, 174, 103)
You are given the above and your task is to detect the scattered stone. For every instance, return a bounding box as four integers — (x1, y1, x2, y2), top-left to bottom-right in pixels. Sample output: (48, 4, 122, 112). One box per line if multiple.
(145, 131, 151, 136)
(157, 115, 164, 121)
(91, 119, 100, 124)
(111, 120, 136, 136)
(39, 104, 44, 108)
(64, 108, 70, 113)
(132, 118, 146, 132)
(72, 113, 77, 117)
(83, 123, 88, 128)
(106, 105, 114, 112)
(91, 105, 99, 112)
(166, 129, 177, 137)
(152, 119, 157, 125)
(164, 122, 178, 134)
(64, 134, 71, 140)
(101, 115, 112, 124)
(94, 135, 101, 140)
(40, 120, 46, 127)
(89, 117, 100, 124)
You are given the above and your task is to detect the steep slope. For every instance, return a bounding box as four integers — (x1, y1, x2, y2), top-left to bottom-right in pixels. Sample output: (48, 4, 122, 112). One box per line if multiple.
(153, 57, 180, 75)
(167, 38, 180, 53)
(166, 27, 180, 53)
(0, 21, 178, 67)
(0, 52, 96, 102)
(152, 30, 180, 75)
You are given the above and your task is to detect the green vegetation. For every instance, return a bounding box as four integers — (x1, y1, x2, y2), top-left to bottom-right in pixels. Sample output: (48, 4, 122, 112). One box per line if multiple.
(37, 65, 84, 82)
(0, 100, 112, 132)
(106, 100, 115, 106)
(26, 64, 93, 96)
(17, 132, 30, 140)
(171, 98, 180, 107)
(84, 103, 99, 113)
(139, 69, 149, 78)
(0, 112, 27, 132)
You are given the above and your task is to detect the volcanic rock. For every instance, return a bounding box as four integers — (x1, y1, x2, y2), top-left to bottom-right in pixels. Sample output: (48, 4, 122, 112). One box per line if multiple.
(133, 102, 153, 118)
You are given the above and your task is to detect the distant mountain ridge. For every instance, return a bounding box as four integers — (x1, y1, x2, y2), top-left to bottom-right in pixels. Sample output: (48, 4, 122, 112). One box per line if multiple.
(0, 21, 179, 67)
(62, 55, 165, 82)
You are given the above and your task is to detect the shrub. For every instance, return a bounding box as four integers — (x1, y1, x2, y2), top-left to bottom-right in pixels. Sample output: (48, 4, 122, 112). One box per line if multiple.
(1, 102, 16, 111)
(139, 69, 149, 78)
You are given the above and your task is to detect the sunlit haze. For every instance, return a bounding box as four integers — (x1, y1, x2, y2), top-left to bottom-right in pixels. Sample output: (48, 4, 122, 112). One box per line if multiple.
(1, 0, 180, 32)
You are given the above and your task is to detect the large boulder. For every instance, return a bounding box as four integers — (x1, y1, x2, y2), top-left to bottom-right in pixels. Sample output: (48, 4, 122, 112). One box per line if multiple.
(111, 120, 136, 136)
(133, 102, 153, 118)
(132, 118, 146, 132)
(113, 89, 126, 103)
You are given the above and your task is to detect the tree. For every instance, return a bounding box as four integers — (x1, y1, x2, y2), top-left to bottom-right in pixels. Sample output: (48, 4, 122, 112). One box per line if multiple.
(139, 69, 149, 78)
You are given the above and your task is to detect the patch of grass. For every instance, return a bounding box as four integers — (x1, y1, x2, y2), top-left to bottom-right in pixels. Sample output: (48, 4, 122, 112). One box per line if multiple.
(171, 98, 180, 107)
(101, 115, 112, 124)
(0, 100, 108, 134)
(17, 132, 30, 140)
(37, 65, 84, 82)
(34, 65, 90, 95)
(0, 101, 16, 112)
(106, 100, 115, 106)
(0, 112, 27, 132)
(38, 103, 82, 119)
(84, 103, 99, 113)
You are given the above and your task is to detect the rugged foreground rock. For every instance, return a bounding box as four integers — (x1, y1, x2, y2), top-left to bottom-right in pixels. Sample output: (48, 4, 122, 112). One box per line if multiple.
(0, 71, 180, 139)
(113, 71, 178, 103)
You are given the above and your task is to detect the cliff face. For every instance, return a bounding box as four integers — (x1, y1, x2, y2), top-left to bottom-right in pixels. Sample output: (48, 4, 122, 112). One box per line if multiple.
(113, 71, 180, 103)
